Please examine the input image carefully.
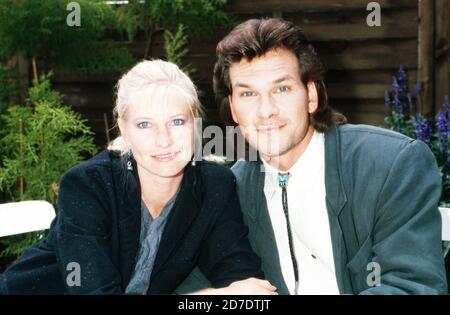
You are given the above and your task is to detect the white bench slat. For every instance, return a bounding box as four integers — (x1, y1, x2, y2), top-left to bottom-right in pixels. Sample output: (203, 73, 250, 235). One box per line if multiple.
(439, 207, 450, 241)
(0, 201, 56, 237)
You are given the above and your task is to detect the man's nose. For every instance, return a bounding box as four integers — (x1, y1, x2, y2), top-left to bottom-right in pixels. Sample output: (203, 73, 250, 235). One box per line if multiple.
(155, 126, 173, 148)
(257, 94, 279, 119)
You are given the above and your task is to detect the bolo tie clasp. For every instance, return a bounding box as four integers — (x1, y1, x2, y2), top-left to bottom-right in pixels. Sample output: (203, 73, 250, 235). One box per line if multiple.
(277, 172, 290, 188)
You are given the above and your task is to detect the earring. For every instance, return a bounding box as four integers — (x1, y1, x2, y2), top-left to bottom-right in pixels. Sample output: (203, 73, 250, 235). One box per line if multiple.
(191, 156, 196, 166)
(127, 160, 133, 171)
(126, 151, 133, 171)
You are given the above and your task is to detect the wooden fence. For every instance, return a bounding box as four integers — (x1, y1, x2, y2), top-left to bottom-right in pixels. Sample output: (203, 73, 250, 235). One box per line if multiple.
(48, 0, 448, 147)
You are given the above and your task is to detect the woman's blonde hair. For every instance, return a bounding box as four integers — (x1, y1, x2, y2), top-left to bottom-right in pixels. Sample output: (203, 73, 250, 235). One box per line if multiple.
(108, 59, 204, 155)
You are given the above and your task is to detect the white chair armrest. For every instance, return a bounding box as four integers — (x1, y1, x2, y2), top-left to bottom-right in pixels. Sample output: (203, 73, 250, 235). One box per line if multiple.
(0, 200, 56, 237)
(439, 207, 450, 241)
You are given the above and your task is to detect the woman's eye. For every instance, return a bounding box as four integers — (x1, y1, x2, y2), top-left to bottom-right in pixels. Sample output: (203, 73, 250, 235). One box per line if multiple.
(172, 118, 185, 126)
(276, 86, 289, 93)
(137, 121, 151, 129)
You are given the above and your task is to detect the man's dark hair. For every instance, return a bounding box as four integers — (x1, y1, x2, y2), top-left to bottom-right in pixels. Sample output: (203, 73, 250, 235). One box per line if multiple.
(213, 18, 347, 132)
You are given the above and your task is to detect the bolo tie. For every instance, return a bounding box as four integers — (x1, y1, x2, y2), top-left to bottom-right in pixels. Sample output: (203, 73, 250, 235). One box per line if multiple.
(277, 172, 299, 295)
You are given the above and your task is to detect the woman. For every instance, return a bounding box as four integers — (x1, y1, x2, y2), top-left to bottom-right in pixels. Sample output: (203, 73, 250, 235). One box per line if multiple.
(0, 60, 276, 295)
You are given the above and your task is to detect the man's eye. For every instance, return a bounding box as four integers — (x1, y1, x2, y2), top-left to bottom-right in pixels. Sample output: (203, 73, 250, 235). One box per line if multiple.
(241, 91, 255, 97)
(276, 86, 289, 93)
(172, 118, 185, 126)
(137, 122, 151, 129)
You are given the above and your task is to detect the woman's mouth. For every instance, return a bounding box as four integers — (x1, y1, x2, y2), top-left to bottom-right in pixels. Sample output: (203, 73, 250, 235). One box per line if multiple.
(152, 151, 180, 162)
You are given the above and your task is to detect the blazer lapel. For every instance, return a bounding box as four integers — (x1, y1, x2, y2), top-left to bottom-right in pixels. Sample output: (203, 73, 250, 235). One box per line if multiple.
(151, 165, 201, 277)
(115, 155, 141, 288)
(244, 160, 290, 295)
(324, 126, 353, 294)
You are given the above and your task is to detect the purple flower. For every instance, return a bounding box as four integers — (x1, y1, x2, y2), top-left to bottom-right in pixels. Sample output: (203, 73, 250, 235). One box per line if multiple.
(392, 76, 399, 94)
(414, 115, 432, 147)
(393, 94, 403, 115)
(436, 110, 450, 160)
(397, 65, 409, 95)
(389, 67, 412, 116)
(436, 111, 449, 135)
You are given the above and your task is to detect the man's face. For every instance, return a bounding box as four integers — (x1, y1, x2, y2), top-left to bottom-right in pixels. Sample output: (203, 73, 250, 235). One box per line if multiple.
(229, 47, 318, 162)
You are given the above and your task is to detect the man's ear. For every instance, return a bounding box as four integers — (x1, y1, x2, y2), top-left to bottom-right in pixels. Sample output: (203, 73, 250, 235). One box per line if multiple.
(228, 95, 239, 124)
(307, 81, 319, 114)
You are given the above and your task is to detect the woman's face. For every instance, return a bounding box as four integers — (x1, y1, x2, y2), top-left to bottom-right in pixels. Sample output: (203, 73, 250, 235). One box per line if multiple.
(120, 87, 195, 179)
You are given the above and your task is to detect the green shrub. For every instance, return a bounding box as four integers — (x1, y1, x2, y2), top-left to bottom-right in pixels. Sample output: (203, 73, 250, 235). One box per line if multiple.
(164, 25, 194, 76)
(0, 73, 97, 257)
(0, 0, 134, 77)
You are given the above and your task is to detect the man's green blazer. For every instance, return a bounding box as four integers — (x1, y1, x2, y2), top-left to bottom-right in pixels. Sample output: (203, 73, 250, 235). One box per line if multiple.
(177, 124, 448, 294)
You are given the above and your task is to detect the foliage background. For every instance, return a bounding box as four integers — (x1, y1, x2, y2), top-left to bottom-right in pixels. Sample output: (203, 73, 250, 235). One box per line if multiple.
(0, 75, 97, 257)
(0, 0, 233, 263)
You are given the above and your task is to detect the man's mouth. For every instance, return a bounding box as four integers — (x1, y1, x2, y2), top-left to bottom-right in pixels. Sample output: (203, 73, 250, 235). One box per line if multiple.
(257, 124, 285, 133)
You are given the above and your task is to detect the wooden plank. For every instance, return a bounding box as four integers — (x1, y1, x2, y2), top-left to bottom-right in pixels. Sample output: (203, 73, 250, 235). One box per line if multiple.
(345, 111, 386, 125)
(418, 0, 435, 117)
(227, 0, 417, 13)
(328, 82, 391, 99)
(332, 99, 387, 111)
(159, 47, 417, 78)
(321, 51, 417, 70)
(122, 37, 419, 61)
(298, 23, 416, 41)
(435, 0, 449, 110)
(332, 100, 387, 125)
(52, 71, 122, 83)
(315, 39, 417, 56)
(333, 97, 422, 116)
(303, 22, 416, 41)
(327, 69, 418, 84)
(285, 7, 418, 25)
(53, 83, 115, 109)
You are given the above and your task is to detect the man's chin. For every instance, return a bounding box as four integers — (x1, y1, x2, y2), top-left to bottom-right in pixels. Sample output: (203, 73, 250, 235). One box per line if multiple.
(257, 148, 285, 159)
(254, 143, 293, 159)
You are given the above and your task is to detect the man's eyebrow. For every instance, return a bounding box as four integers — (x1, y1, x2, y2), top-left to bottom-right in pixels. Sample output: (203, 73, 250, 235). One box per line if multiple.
(272, 75, 295, 84)
(233, 75, 295, 88)
(234, 82, 252, 88)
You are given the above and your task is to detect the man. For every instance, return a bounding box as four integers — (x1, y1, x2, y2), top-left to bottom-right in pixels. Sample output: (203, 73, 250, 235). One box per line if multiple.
(177, 18, 447, 295)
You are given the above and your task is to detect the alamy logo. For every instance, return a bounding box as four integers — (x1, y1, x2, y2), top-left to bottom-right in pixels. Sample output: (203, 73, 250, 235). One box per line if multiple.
(66, 262, 81, 287)
(366, 262, 381, 287)
(66, 2, 81, 27)
(366, 2, 381, 27)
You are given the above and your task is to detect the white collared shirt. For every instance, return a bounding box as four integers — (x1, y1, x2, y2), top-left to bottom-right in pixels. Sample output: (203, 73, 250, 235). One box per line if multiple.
(261, 130, 339, 295)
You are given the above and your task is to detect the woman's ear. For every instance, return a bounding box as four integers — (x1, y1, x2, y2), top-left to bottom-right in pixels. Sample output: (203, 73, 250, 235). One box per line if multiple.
(118, 118, 126, 138)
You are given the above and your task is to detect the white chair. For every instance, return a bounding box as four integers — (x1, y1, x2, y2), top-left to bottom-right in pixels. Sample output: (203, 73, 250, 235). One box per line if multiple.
(439, 207, 450, 241)
(0, 200, 56, 237)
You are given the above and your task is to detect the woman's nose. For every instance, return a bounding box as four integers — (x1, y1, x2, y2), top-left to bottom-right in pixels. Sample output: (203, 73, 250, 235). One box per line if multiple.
(155, 126, 173, 148)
